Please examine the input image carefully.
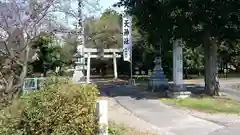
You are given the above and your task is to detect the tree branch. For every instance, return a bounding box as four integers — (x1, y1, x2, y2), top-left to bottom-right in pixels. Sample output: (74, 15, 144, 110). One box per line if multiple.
(0, 72, 8, 87)
(1, 40, 11, 56)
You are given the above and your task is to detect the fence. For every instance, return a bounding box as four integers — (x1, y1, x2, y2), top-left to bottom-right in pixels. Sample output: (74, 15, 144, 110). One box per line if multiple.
(20, 77, 45, 96)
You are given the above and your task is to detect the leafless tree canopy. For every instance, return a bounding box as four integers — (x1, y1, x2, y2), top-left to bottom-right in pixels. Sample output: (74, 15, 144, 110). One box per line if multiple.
(0, 0, 69, 106)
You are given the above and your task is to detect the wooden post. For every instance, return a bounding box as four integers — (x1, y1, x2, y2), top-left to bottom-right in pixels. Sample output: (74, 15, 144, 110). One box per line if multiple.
(86, 52, 91, 83)
(113, 52, 118, 79)
(97, 100, 108, 135)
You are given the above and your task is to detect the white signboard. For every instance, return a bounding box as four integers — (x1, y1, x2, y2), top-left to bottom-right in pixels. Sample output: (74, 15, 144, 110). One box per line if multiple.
(122, 15, 132, 62)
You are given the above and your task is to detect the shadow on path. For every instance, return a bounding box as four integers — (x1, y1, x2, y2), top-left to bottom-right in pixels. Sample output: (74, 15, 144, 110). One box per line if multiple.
(97, 82, 223, 135)
(99, 82, 205, 100)
(96, 79, 240, 135)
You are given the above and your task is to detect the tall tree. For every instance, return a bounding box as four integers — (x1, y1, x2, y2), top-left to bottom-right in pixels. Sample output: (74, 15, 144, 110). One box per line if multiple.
(30, 33, 63, 76)
(0, 0, 66, 105)
(115, 0, 240, 95)
(219, 41, 240, 72)
(183, 46, 204, 77)
(83, 9, 123, 75)
(85, 9, 122, 49)
(61, 30, 78, 64)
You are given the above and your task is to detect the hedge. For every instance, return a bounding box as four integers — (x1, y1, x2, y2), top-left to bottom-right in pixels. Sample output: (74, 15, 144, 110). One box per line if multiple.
(0, 78, 99, 135)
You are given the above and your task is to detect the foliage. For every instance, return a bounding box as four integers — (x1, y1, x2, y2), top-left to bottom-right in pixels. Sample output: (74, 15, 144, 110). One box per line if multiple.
(219, 41, 240, 72)
(183, 46, 204, 76)
(83, 9, 123, 75)
(61, 31, 78, 61)
(85, 9, 122, 49)
(30, 34, 63, 76)
(0, 78, 99, 135)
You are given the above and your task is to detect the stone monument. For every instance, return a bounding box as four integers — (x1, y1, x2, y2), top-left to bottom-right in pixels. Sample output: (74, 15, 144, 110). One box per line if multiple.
(167, 39, 191, 98)
(72, 45, 86, 83)
(148, 56, 168, 92)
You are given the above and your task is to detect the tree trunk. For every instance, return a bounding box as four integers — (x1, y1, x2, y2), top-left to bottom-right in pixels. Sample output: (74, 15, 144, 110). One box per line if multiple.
(14, 46, 29, 98)
(204, 36, 219, 96)
(0, 46, 30, 107)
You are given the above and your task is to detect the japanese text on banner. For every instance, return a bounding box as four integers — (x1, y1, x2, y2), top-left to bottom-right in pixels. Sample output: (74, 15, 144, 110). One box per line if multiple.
(122, 15, 132, 62)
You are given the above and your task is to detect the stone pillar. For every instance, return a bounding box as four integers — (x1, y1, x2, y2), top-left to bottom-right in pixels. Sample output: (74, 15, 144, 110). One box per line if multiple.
(113, 52, 118, 79)
(72, 45, 85, 83)
(173, 39, 184, 90)
(167, 39, 190, 98)
(86, 52, 91, 83)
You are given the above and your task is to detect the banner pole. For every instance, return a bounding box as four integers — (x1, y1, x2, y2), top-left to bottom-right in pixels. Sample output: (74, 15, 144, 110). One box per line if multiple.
(130, 46, 133, 80)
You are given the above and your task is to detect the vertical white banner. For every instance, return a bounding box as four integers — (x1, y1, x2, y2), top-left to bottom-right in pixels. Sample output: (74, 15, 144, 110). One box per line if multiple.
(122, 14, 132, 62)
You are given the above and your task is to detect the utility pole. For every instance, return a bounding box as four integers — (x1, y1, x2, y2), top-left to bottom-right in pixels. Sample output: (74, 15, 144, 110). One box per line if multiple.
(72, 0, 86, 83)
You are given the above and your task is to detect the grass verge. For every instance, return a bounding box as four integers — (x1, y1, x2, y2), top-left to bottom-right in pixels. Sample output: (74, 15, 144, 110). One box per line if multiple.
(161, 97, 240, 114)
(230, 84, 240, 90)
(109, 121, 157, 135)
(187, 73, 240, 79)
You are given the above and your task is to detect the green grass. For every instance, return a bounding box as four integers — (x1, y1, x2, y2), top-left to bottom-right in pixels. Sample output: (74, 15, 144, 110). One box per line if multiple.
(109, 121, 156, 135)
(161, 97, 240, 114)
(188, 73, 240, 79)
(230, 84, 240, 90)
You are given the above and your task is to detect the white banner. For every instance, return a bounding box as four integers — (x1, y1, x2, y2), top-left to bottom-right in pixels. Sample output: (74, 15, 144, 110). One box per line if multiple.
(122, 14, 132, 62)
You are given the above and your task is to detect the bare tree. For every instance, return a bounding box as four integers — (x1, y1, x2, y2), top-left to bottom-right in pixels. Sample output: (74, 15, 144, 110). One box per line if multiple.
(0, 0, 67, 106)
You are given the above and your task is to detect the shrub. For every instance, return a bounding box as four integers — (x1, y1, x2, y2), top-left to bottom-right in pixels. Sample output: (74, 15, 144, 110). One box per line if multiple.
(0, 77, 99, 135)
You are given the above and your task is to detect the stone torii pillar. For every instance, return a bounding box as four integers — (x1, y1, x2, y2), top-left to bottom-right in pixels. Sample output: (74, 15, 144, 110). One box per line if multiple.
(86, 52, 91, 83)
(113, 52, 118, 79)
(84, 48, 121, 83)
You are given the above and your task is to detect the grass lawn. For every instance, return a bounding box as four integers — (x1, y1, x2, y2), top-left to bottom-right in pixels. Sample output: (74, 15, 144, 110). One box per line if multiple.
(230, 84, 240, 90)
(188, 73, 240, 79)
(109, 121, 157, 135)
(161, 97, 240, 114)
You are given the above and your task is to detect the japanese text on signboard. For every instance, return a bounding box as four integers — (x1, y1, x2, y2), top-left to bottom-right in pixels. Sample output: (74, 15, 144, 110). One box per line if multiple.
(122, 16, 132, 48)
(122, 15, 132, 61)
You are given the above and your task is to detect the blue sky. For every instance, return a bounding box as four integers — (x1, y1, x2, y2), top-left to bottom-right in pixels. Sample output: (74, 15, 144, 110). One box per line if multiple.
(99, 0, 116, 11)
(96, 0, 122, 16)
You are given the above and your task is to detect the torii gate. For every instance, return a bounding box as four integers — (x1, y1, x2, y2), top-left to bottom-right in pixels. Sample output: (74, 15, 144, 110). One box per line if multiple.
(84, 48, 121, 83)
